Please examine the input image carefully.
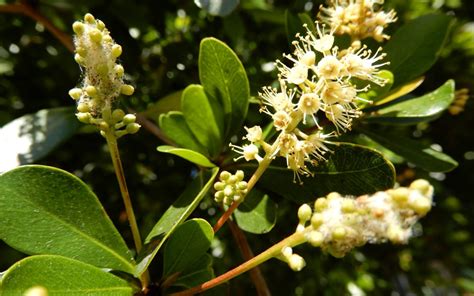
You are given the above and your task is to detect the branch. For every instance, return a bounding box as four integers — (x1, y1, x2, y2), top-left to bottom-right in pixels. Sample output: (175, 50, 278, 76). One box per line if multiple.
(228, 220, 271, 296)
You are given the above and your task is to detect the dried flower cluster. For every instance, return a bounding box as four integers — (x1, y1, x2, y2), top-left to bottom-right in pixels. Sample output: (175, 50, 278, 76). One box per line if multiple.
(282, 179, 433, 271)
(68, 13, 140, 138)
(318, 0, 397, 42)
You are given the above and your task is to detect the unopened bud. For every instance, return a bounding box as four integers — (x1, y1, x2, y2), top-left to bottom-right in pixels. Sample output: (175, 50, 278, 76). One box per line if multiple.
(115, 65, 124, 77)
(76, 112, 91, 123)
(96, 20, 106, 30)
(235, 170, 244, 181)
(332, 227, 346, 240)
(77, 103, 90, 113)
(214, 181, 225, 191)
(310, 213, 324, 228)
(288, 254, 306, 271)
(126, 123, 141, 134)
(307, 231, 324, 247)
(112, 109, 125, 121)
(298, 204, 312, 222)
(85, 86, 97, 97)
(410, 179, 431, 195)
(72, 22, 85, 35)
(84, 13, 95, 24)
(89, 29, 102, 43)
(111, 44, 122, 58)
(122, 114, 136, 124)
(121, 84, 135, 96)
(68, 88, 82, 100)
(314, 197, 328, 212)
(220, 171, 231, 181)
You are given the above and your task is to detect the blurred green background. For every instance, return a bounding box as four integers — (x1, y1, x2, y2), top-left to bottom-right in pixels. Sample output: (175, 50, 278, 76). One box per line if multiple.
(0, 0, 473, 295)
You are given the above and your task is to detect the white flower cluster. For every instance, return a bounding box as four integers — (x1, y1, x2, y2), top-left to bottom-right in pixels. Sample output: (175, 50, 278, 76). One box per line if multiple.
(291, 179, 433, 261)
(232, 21, 388, 183)
(68, 13, 140, 138)
(318, 0, 397, 42)
(214, 171, 248, 206)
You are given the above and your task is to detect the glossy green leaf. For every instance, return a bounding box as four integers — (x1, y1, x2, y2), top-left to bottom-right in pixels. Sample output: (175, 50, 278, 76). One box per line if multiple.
(374, 76, 425, 106)
(159, 111, 208, 156)
(0, 166, 135, 274)
(234, 189, 277, 234)
(182, 84, 223, 157)
(157, 145, 216, 168)
(360, 127, 458, 172)
(240, 143, 395, 203)
(171, 254, 214, 288)
(0, 255, 134, 295)
(199, 37, 250, 139)
(163, 219, 213, 277)
(136, 168, 218, 276)
(385, 13, 453, 87)
(365, 80, 455, 124)
(0, 107, 80, 173)
(144, 90, 182, 119)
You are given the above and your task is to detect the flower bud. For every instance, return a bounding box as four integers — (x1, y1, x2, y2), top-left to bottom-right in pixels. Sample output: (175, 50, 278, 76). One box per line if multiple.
(96, 20, 106, 30)
(77, 103, 90, 113)
(74, 54, 85, 65)
(237, 181, 248, 191)
(307, 231, 324, 247)
(121, 84, 135, 96)
(410, 179, 431, 195)
(68, 88, 82, 100)
(115, 65, 124, 77)
(85, 86, 98, 97)
(84, 13, 95, 24)
(112, 109, 125, 121)
(76, 47, 87, 57)
(89, 29, 103, 43)
(332, 227, 346, 240)
(72, 22, 85, 35)
(214, 181, 225, 191)
(314, 197, 328, 212)
(220, 171, 231, 181)
(76, 112, 91, 123)
(111, 44, 122, 58)
(298, 204, 312, 223)
(301, 50, 316, 66)
(126, 123, 141, 134)
(288, 254, 306, 271)
(122, 114, 136, 124)
(390, 187, 409, 203)
(341, 199, 355, 213)
(224, 185, 234, 197)
(311, 213, 324, 228)
(235, 170, 244, 181)
(99, 121, 109, 131)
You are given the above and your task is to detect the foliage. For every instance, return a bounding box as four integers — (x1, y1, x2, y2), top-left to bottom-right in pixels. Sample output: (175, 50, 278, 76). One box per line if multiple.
(0, 0, 473, 295)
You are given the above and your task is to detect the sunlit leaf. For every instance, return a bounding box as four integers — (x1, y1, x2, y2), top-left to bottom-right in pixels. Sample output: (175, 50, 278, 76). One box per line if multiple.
(0, 107, 80, 173)
(157, 145, 216, 168)
(0, 166, 135, 273)
(0, 255, 134, 296)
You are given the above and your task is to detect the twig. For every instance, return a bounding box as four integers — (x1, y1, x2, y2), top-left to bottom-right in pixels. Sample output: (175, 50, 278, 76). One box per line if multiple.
(228, 220, 271, 296)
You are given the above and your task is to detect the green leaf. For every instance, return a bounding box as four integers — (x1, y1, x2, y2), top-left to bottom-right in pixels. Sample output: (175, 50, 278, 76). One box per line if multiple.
(0, 107, 80, 173)
(373, 76, 425, 106)
(157, 145, 216, 168)
(159, 111, 208, 156)
(181, 84, 223, 157)
(365, 80, 455, 124)
(195, 0, 240, 16)
(234, 189, 277, 234)
(172, 254, 214, 288)
(0, 166, 135, 274)
(385, 13, 453, 87)
(199, 37, 250, 140)
(240, 143, 395, 203)
(0, 255, 134, 295)
(144, 90, 182, 119)
(359, 127, 458, 172)
(136, 168, 218, 276)
(163, 219, 213, 277)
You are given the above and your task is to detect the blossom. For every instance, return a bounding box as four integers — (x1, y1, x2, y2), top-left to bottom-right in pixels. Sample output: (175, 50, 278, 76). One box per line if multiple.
(292, 179, 433, 259)
(318, 0, 397, 42)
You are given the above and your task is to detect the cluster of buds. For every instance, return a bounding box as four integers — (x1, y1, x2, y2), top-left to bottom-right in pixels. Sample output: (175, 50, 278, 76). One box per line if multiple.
(318, 0, 397, 42)
(285, 179, 433, 265)
(68, 13, 140, 138)
(213, 171, 248, 206)
(233, 17, 390, 183)
(449, 88, 470, 115)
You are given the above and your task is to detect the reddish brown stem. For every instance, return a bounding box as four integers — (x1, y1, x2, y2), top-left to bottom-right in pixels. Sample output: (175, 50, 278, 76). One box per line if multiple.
(0, 2, 74, 52)
(228, 220, 271, 296)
